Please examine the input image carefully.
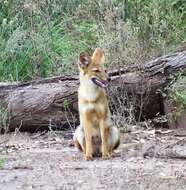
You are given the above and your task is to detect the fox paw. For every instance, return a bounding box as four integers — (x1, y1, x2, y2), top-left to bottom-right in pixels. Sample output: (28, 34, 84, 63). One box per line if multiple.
(102, 153, 111, 160)
(84, 154, 93, 161)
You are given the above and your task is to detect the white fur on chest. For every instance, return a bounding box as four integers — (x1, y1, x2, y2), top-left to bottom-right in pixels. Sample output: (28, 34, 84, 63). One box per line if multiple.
(78, 74, 100, 102)
(79, 101, 105, 114)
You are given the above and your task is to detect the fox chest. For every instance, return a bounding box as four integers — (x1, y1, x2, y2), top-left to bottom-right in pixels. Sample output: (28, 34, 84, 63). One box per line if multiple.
(79, 103, 106, 115)
(79, 102, 107, 120)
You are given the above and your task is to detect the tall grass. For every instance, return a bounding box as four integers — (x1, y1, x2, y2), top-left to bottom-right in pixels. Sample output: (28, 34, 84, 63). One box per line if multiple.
(0, 0, 185, 81)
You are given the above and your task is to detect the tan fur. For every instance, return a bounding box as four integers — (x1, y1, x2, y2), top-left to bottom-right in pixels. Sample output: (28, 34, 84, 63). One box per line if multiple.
(73, 48, 120, 160)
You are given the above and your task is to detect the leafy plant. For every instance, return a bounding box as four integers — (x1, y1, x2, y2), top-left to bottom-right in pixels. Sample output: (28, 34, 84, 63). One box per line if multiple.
(0, 159, 4, 168)
(0, 0, 185, 81)
(167, 75, 186, 117)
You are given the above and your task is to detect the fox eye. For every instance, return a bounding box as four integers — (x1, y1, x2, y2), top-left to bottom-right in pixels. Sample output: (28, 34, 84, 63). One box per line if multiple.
(92, 68, 100, 72)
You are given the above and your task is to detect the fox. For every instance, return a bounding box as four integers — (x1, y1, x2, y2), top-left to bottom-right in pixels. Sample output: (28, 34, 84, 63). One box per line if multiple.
(73, 48, 120, 160)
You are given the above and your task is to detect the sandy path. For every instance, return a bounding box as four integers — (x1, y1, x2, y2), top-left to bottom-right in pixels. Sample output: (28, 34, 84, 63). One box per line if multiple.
(0, 130, 186, 190)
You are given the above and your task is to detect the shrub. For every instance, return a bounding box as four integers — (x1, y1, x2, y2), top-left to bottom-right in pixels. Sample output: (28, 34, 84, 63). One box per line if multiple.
(0, 0, 185, 81)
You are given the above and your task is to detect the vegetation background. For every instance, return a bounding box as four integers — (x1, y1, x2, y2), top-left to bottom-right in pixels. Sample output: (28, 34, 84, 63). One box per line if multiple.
(0, 0, 185, 81)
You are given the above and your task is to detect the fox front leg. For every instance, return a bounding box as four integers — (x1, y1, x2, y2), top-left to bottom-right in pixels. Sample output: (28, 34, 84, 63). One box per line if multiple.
(100, 120, 110, 159)
(82, 115, 93, 161)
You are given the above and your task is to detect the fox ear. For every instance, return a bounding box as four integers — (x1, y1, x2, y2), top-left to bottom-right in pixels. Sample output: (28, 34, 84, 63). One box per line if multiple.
(78, 52, 91, 68)
(92, 48, 105, 65)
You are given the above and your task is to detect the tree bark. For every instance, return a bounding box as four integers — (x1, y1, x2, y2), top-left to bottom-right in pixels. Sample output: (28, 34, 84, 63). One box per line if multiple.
(0, 50, 186, 132)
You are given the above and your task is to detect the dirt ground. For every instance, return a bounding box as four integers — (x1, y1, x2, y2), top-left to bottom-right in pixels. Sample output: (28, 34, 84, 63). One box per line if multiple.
(0, 127, 186, 190)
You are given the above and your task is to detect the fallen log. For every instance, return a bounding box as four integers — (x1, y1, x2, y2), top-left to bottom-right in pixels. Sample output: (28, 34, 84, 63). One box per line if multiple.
(0, 76, 79, 132)
(0, 50, 186, 132)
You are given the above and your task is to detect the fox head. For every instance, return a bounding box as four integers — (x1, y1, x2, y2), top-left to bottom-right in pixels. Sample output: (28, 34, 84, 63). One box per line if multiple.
(78, 48, 109, 88)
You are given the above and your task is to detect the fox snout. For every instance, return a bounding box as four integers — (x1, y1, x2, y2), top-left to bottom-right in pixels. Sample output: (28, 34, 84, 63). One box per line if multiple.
(90, 74, 111, 88)
(91, 76, 108, 88)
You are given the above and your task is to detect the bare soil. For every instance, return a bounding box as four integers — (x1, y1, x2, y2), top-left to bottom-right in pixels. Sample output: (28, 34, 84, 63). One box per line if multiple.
(0, 127, 186, 190)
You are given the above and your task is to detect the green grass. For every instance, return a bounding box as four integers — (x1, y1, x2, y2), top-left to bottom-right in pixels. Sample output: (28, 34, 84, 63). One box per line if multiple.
(171, 89, 186, 109)
(168, 75, 186, 110)
(178, 90, 186, 108)
(0, 159, 4, 168)
(0, 0, 185, 81)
